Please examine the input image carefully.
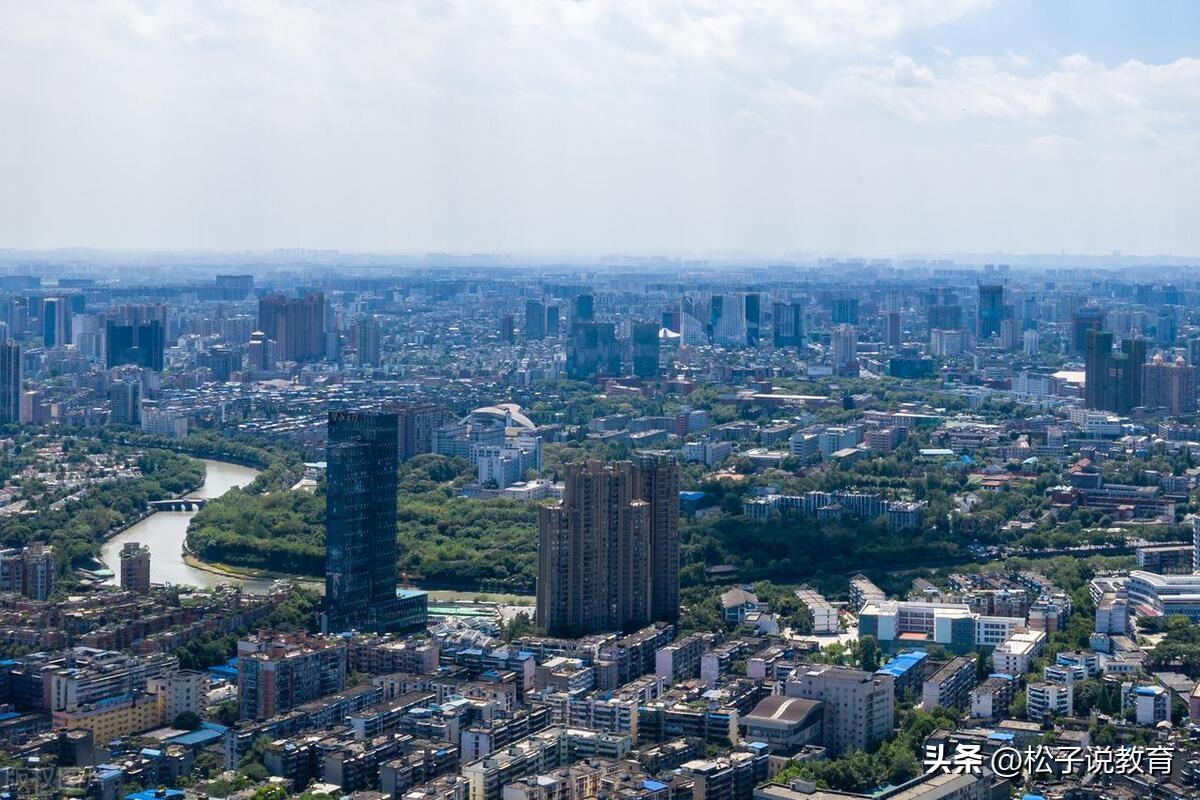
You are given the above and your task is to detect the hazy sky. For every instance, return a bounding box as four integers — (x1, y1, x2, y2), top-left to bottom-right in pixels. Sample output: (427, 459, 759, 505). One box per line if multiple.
(3, 1, 1199, 256)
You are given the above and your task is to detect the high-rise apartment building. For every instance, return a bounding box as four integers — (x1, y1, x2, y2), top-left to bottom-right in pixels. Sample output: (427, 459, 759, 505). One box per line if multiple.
(356, 316, 381, 366)
(831, 324, 858, 375)
(537, 460, 653, 636)
(109, 379, 142, 426)
(257, 293, 326, 363)
(395, 403, 452, 461)
(0, 341, 20, 424)
(324, 411, 407, 633)
(120, 542, 151, 595)
(237, 633, 347, 720)
(1142, 354, 1197, 413)
(536, 454, 679, 635)
(634, 451, 680, 623)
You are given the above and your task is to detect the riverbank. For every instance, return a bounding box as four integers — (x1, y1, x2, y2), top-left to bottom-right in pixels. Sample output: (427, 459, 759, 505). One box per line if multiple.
(99, 459, 267, 591)
(181, 552, 323, 590)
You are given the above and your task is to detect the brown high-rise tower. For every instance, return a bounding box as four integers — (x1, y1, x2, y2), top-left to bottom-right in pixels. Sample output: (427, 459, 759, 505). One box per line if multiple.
(536, 454, 679, 635)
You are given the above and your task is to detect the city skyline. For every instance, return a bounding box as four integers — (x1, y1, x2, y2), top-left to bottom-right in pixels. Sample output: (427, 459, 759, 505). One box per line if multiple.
(3, 1, 1198, 256)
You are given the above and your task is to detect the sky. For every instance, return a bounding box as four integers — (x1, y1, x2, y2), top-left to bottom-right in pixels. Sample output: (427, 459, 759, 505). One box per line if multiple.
(2, 0, 1198, 258)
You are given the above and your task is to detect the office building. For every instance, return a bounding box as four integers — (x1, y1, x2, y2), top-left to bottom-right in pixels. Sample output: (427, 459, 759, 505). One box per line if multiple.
(927, 303, 962, 332)
(257, 292, 326, 363)
(831, 296, 859, 325)
(119, 542, 151, 595)
(711, 293, 749, 347)
(106, 319, 165, 371)
(1125, 571, 1200, 621)
(1070, 306, 1106, 355)
(324, 411, 411, 634)
(1085, 330, 1146, 414)
(573, 294, 594, 323)
(772, 302, 804, 348)
(525, 300, 548, 340)
(0, 341, 20, 424)
(976, 284, 1004, 338)
(566, 322, 621, 380)
(630, 322, 661, 378)
(858, 600, 1024, 654)
(197, 345, 242, 381)
(1141, 353, 1197, 413)
(42, 297, 71, 348)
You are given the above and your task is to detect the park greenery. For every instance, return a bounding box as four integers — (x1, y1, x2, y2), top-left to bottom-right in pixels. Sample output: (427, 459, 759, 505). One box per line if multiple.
(0, 443, 203, 574)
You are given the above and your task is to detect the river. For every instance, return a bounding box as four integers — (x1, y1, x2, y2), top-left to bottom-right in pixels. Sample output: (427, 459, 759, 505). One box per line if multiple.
(99, 458, 273, 592)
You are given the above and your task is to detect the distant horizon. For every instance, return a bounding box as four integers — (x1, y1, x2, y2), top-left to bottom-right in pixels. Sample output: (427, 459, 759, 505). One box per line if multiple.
(1, 247, 1199, 269)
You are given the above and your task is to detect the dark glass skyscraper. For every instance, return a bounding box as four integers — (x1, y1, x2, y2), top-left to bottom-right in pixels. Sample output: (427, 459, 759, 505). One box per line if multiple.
(772, 302, 804, 347)
(1085, 330, 1146, 414)
(0, 342, 20, 424)
(630, 322, 660, 378)
(106, 320, 165, 371)
(324, 410, 406, 633)
(977, 284, 1005, 338)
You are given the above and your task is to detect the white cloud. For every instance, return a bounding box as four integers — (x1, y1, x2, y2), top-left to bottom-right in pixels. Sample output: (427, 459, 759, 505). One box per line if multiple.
(0, 0, 1195, 255)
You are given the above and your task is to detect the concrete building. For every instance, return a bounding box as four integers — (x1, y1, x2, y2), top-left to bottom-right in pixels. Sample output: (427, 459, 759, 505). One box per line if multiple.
(119, 542, 151, 595)
(920, 657, 976, 711)
(739, 696, 822, 754)
(237, 633, 348, 720)
(1026, 681, 1072, 722)
(794, 586, 837, 634)
(783, 666, 893, 757)
(992, 630, 1045, 676)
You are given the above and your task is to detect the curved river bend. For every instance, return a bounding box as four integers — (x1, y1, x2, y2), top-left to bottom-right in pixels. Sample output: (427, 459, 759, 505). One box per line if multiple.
(100, 459, 273, 593)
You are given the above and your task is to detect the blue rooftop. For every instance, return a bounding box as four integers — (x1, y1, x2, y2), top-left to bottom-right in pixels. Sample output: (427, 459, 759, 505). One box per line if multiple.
(126, 791, 185, 800)
(877, 650, 928, 677)
(168, 727, 224, 747)
(679, 491, 706, 501)
(397, 588, 428, 599)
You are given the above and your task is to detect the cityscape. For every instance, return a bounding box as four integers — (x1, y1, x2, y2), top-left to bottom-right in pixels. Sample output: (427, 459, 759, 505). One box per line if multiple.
(3, 3, 1200, 800)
